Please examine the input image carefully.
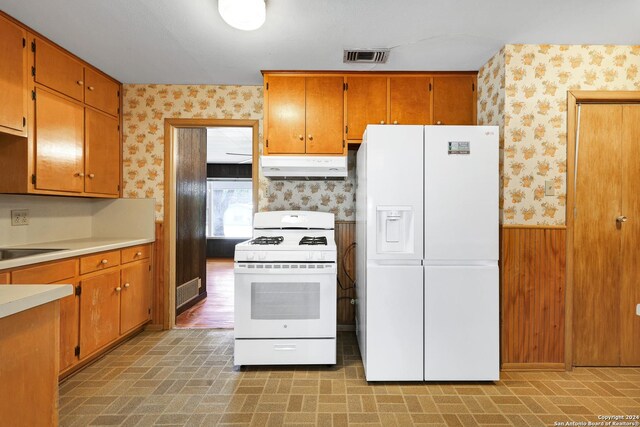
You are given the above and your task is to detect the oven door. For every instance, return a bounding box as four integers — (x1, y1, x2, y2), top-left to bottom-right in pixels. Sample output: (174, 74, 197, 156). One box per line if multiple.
(234, 263, 337, 338)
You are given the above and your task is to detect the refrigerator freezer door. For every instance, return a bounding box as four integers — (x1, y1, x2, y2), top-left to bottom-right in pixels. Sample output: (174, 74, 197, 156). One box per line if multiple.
(424, 265, 499, 380)
(364, 125, 424, 261)
(365, 263, 423, 381)
(424, 126, 499, 262)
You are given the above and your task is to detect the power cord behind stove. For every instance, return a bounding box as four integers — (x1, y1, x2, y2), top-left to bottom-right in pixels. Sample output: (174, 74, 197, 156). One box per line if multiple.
(337, 242, 356, 294)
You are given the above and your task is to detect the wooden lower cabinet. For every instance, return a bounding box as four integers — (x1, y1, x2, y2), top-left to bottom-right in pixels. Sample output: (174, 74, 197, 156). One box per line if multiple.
(0, 272, 8, 284)
(79, 270, 121, 358)
(57, 280, 79, 372)
(120, 260, 151, 334)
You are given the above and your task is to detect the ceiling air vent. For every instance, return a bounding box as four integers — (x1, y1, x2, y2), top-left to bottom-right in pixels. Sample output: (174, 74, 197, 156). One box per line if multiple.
(343, 49, 390, 64)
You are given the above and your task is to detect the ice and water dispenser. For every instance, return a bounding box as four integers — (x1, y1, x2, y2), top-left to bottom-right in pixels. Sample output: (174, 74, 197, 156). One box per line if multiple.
(376, 206, 414, 254)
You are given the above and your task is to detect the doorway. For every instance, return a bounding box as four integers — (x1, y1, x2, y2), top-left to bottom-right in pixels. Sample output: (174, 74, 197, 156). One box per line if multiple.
(175, 126, 254, 328)
(164, 119, 259, 329)
(567, 92, 640, 367)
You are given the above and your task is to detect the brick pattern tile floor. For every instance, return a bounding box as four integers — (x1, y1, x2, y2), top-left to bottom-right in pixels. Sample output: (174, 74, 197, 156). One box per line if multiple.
(59, 330, 640, 426)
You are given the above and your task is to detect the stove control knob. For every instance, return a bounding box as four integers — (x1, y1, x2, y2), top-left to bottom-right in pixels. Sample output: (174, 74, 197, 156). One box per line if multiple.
(319, 252, 326, 260)
(247, 252, 255, 260)
(259, 252, 267, 260)
(306, 252, 313, 260)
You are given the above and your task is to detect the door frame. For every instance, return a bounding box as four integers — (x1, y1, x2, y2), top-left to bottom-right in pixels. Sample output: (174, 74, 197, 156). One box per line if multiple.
(565, 90, 640, 370)
(163, 118, 259, 328)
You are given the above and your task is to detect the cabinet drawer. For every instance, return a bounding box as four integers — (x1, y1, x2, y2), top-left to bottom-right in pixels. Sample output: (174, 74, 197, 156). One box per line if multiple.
(80, 250, 120, 275)
(121, 245, 150, 264)
(85, 68, 119, 116)
(11, 259, 77, 284)
(33, 36, 84, 101)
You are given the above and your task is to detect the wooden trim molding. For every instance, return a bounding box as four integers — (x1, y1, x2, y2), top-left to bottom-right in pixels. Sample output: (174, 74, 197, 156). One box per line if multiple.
(501, 363, 565, 372)
(163, 118, 259, 329)
(565, 90, 640, 370)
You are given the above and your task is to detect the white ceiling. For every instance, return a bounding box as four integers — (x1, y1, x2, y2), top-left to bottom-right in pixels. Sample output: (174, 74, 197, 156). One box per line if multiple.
(1, 0, 639, 85)
(207, 127, 252, 164)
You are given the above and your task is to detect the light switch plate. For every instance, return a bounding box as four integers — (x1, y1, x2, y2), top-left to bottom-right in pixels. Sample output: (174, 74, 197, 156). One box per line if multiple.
(11, 209, 29, 226)
(545, 180, 555, 196)
(636, 303, 640, 316)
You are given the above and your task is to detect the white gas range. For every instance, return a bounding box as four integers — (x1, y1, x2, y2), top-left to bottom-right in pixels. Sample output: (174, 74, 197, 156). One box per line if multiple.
(233, 211, 337, 366)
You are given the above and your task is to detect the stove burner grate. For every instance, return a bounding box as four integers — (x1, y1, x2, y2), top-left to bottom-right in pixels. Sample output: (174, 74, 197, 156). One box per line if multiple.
(300, 236, 328, 246)
(249, 236, 284, 245)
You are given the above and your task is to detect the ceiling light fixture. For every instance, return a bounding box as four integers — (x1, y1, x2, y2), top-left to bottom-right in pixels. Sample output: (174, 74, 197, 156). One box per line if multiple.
(218, 0, 266, 31)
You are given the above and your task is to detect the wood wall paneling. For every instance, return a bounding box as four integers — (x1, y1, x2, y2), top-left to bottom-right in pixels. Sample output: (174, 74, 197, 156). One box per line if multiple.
(336, 221, 356, 325)
(501, 226, 566, 367)
(152, 221, 165, 329)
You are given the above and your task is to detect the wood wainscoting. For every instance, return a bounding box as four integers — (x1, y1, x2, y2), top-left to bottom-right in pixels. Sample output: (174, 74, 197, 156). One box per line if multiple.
(149, 221, 165, 330)
(336, 221, 356, 326)
(501, 225, 566, 371)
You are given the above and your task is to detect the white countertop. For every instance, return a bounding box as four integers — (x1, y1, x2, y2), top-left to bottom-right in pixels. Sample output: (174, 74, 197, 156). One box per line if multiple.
(0, 284, 74, 319)
(0, 237, 155, 270)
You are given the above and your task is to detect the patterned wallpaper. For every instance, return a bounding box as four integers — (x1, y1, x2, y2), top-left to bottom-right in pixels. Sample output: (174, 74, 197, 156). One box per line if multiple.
(477, 48, 506, 217)
(478, 44, 640, 225)
(122, 84, 355, 221)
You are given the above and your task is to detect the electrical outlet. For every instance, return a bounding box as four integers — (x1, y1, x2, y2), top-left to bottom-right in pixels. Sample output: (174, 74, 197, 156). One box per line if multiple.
(11, 209, 29, 226)
(544, 180, 555, 196)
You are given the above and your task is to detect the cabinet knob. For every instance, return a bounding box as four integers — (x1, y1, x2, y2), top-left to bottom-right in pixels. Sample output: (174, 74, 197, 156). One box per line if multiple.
(124, 283, 130, 288)
(88, 173, 95, 179)
(308, 135, 313, 141)
(298, 135, 303, 140)
(617, 215, 628, 224)
(101, 259, 108, 264)
(136, 251, 142, 257)
(75, 172, 85, 177)
(77, 80, 84, 86)
(393, 120, 398, 125)
(88, 86, 95, 91)
(115, 286, 121, 292)
(380, 121, 385, 124)
(436, 120, 442, 125)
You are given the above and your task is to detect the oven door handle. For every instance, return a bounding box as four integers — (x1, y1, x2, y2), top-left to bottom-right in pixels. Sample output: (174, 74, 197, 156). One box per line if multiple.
(273, 344, 297, 351)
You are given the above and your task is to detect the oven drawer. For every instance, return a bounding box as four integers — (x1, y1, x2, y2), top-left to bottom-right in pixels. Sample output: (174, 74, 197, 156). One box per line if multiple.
(234, 338, 336, 365)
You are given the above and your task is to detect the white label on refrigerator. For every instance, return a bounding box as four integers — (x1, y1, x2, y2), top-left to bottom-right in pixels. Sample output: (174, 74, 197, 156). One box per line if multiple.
(448, 141, 470, 155)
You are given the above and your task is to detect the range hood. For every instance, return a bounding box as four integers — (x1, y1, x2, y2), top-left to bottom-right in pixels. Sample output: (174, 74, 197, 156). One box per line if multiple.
(261, 155, 348, 179)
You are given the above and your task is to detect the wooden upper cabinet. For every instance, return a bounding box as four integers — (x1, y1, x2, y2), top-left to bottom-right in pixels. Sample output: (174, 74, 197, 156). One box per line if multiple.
(389, 77, 432, 125)
(345, 76, 387, 141)
(34, 36, 84, 101)
(120, 261, 151, 334)
(85, 109, 120, 195)
(432, 76, 476, 125)
(85, 68, 119, 116)
(305, 76, 344, 154)
(34, 88, 84, 193)
(0, 15, 28, 136)
(265, 76, 306, 154)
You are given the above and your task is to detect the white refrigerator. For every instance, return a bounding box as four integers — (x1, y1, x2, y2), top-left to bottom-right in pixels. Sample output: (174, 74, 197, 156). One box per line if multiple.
(355, 125, 499, 381)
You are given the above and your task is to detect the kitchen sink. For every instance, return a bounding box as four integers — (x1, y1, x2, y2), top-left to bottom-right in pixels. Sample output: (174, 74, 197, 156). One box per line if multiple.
(0, 248, 65, 261)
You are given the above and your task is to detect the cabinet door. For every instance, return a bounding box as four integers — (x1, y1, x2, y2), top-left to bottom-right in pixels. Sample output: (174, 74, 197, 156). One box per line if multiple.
(432, 76, 476, 125)
(35, 89, 84, 192)
(305, 76, 344, 154)
(265, 76, 305, 154)
(0, 273, 9, 285)
(120, 261, 151, 334)
(389, 77, 431, 125)
(79, 270, 120, 358)
(346, 76, 387, 142)
(0, 15, 27, 135)
(85, 109, 120, 195)
(85, 68, 119, 116)
(34, 37, 84, 101)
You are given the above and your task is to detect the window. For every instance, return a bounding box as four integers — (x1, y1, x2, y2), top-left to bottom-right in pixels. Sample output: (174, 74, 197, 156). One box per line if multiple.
(206, 179, 252, 238)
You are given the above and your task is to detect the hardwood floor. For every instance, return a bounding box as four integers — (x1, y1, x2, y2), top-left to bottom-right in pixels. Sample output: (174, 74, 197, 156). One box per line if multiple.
(175, 258, 234, 329)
